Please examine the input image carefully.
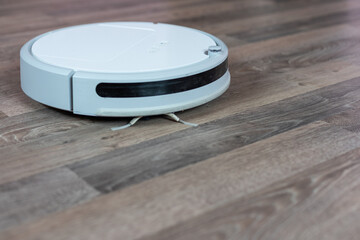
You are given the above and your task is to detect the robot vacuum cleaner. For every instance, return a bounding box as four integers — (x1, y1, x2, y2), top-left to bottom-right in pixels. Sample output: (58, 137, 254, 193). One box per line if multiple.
(20, 22, 230, 118)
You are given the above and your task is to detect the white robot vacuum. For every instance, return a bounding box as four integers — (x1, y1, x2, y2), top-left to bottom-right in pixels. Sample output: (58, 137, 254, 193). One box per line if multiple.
(20, 22, 230, 118)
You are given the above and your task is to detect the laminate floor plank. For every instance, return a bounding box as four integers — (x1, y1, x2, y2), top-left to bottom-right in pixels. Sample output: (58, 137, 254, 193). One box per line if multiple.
(324, 105, 360, 133)
(141, 147, 360, 240)
(0, 70, 46, 117)
(0, 116, 188, 185)
(1, 0, 360, 238)
(199, 0, 360, 37)
(0, 110, 6, 118)
(0, 72, 359, 188)
(2, 121, 360, 240)
(69, 76, 360, 193)
(2, 19, 359, 119)
(230, 7, 360, 43)
(47, 0, 270, 31)
(0, 0, 251, 37)
(226, 23, 360, 64)
(0, 168, 99, 232)
(0, 108, 94, 148)
(0, 93, 45, 117)
(1, 24, 359, 185)
(170, 0, 341, 27)
(184, 25, 360, 124)
(41, 0, 228, 20)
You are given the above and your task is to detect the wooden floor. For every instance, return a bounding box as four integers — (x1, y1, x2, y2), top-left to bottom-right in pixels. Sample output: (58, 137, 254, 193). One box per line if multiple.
(1, 0, 360, 239)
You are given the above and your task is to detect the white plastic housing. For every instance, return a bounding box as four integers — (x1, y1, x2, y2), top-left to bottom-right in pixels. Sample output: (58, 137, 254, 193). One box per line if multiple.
(20, 22, 230, 117)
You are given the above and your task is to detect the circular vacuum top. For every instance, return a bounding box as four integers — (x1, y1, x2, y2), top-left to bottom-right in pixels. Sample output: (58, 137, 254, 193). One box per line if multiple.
(31, 22, 217, 73)
(21, 22, 230, 117)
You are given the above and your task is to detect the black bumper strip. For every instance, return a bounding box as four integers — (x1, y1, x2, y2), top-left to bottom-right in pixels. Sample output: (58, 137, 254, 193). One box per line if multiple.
(96, 58, 228, 98)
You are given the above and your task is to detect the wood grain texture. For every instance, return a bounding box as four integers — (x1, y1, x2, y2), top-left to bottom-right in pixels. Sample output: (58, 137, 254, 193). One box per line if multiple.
(0, 111, 6, 119)
(0, 168, 99, 231)
(0, 115, 189, 185)
(2, 121, 360, 240)
(3, 26, 360, 186)
(141, 147, 360, 240)
(230, 7, 360, 43)
(201, 0, 360, 37)
(69, 76, 360, 193)
(324, 105, 360, 133)
(0, 109, 94, 148)
(1, 0, 360, 239)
